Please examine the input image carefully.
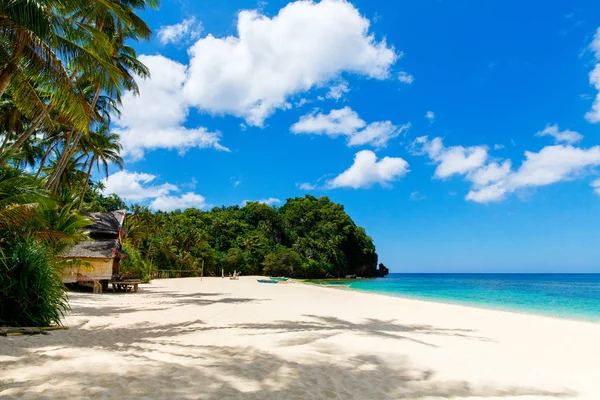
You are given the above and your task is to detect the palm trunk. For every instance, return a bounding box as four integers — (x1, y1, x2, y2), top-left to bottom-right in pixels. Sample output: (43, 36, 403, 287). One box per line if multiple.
(35, 141, 56, 179)
(78, 157, 95, 210)
(8, 112, 45, 149)
(0, 62, 79, 161)
(45, 130, 74, 191)
(0, 40, 25, 99)
(47, 84, 101, 193)
(0, 57, 18, 98)
(0, 112, 48, 166)
(47, 85, 101, 192)
(0, 132, 12, 155)
(47, 129, 85, 193)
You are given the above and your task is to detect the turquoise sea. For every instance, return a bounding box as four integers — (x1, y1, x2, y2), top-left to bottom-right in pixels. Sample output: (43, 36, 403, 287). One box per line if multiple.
(311, 274, 600, 322)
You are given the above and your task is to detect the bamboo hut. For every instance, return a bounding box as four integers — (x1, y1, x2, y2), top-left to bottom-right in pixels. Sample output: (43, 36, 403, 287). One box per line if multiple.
(59, 210, 127, 293)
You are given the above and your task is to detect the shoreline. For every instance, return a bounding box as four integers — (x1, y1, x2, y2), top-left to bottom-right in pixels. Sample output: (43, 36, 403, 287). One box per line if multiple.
(302, 281, 600, 325)
(2, 276, 599, 399)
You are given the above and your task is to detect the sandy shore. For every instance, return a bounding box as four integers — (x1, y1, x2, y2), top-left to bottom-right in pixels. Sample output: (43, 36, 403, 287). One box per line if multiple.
(1, 277, 599, 399)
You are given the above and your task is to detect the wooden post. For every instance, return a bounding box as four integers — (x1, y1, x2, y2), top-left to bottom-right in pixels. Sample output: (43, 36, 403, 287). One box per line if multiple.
(222, 268, 224, 278)
(201, 260, 204, 281)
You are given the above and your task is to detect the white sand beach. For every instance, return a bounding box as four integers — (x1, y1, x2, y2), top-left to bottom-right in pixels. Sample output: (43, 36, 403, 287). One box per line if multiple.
(1, 277, 599, 399)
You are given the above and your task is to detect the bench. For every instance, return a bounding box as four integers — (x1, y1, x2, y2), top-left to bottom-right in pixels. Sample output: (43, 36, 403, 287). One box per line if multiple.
(111, 280, 141, 293)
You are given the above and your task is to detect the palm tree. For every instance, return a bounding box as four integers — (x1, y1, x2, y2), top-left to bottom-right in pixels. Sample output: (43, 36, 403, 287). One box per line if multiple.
(0, 167, 91, 327)
(0, 0, 119, 143)
(0, 0, 157, 160)
(0, 167, 48, 244)
(45, 5, 154, 194)
(10, 136, 45, 171)
(42, 155, 86, 193)
(76, 124, 123, 209)
(44, 81, 118, 193)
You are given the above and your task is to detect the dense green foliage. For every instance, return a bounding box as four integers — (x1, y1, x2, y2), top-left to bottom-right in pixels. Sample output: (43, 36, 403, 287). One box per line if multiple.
(0, 240, 69, 327)
(123, 195, 387, 279)
(0, 167, 90, 326)
(1, 0, 157, 326)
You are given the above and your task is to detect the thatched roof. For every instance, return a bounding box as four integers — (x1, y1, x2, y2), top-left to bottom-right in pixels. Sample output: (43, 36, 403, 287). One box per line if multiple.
(82, 210, 126, 238)
(60, 239, 118, 259)
(59, 211, 127, 259)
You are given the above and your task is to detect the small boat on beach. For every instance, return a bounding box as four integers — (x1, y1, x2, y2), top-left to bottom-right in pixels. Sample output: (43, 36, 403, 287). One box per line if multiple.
(257, 279, 278, 284)
(269, 277, 289, 282)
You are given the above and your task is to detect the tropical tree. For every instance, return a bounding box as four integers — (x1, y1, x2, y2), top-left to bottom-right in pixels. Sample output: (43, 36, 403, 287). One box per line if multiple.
(0, 0, 160, 328)
(0, 167, 90, 327)
(76, 124, 122, 209)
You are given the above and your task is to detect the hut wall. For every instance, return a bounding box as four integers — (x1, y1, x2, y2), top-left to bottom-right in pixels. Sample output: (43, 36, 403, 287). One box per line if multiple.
(61, 258, 114, 283)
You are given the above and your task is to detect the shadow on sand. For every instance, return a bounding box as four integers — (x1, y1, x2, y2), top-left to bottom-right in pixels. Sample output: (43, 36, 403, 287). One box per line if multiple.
(0, 289, 578, 399)
(0, 337, 576, 399)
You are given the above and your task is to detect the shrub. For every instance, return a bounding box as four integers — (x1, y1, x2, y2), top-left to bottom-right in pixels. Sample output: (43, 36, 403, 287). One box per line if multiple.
(0, 240, 69, 327)
(119, 243, 153, 283)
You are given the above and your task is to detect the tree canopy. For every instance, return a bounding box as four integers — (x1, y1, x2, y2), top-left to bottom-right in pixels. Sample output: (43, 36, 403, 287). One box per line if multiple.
(122, 195, 387, 280)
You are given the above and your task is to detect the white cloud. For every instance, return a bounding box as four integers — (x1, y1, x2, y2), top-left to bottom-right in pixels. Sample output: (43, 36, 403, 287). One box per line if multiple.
(101, 170, 178, 202)
(291, 107, 409, 148)
(157, 17, 203, 45)
(467, 145, 600, 203)
(535, 124, 583, 144)
(291, 107, 365, 136)
(494, 144, 505, 150)
(150, 193, 209, 211)
(414, 131, 600, 203)
(294, 98, 311, 108)
(467, 160, 512, 187)
(115, 55, 228, 160)
(119, 126, 228, 161)
(409, 191, 426, 201)
(182, 0, 398, 126)
(592, 178, 600, 195)
(347, 121, 410, 148)
(435, 146, 488, 178)
(585, 64, 600, 123)
(398, 71, 414, 84)
(298, 182, 316, 191)
(590, 27, 600, 60)
(425, 111, 435, 122)
(326, 81, 350, 100)
(242, 198, 282, 206)
(327, 150, 409, 189)
(508, 145, 600, 188)
(415, 136, 600, 203)
(413, 136, 488, 179)
(586, 29, 600, 123)
(465, 183, 507, 203)
(102, 170, 210, 211)
(116, 1, 400, 158)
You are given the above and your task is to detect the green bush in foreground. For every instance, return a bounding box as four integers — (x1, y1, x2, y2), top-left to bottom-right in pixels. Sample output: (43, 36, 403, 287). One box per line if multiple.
(0, 167, 90, 327)
(0, 240, 69, 327)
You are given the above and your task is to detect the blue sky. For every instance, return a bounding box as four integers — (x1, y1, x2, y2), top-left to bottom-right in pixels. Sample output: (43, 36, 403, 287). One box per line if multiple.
(101, 0, 600, 272)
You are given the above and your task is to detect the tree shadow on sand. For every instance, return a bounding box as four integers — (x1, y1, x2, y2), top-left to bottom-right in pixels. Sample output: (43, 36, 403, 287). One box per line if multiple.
(229, 314, 493, 347)
(0, 335, 576, 399)
(65, 290, 268, 318)
(0, 295, 578, 399)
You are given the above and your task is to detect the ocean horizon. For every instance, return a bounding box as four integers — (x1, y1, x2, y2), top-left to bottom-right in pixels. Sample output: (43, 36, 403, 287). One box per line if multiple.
(311, 273, 600, 322)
